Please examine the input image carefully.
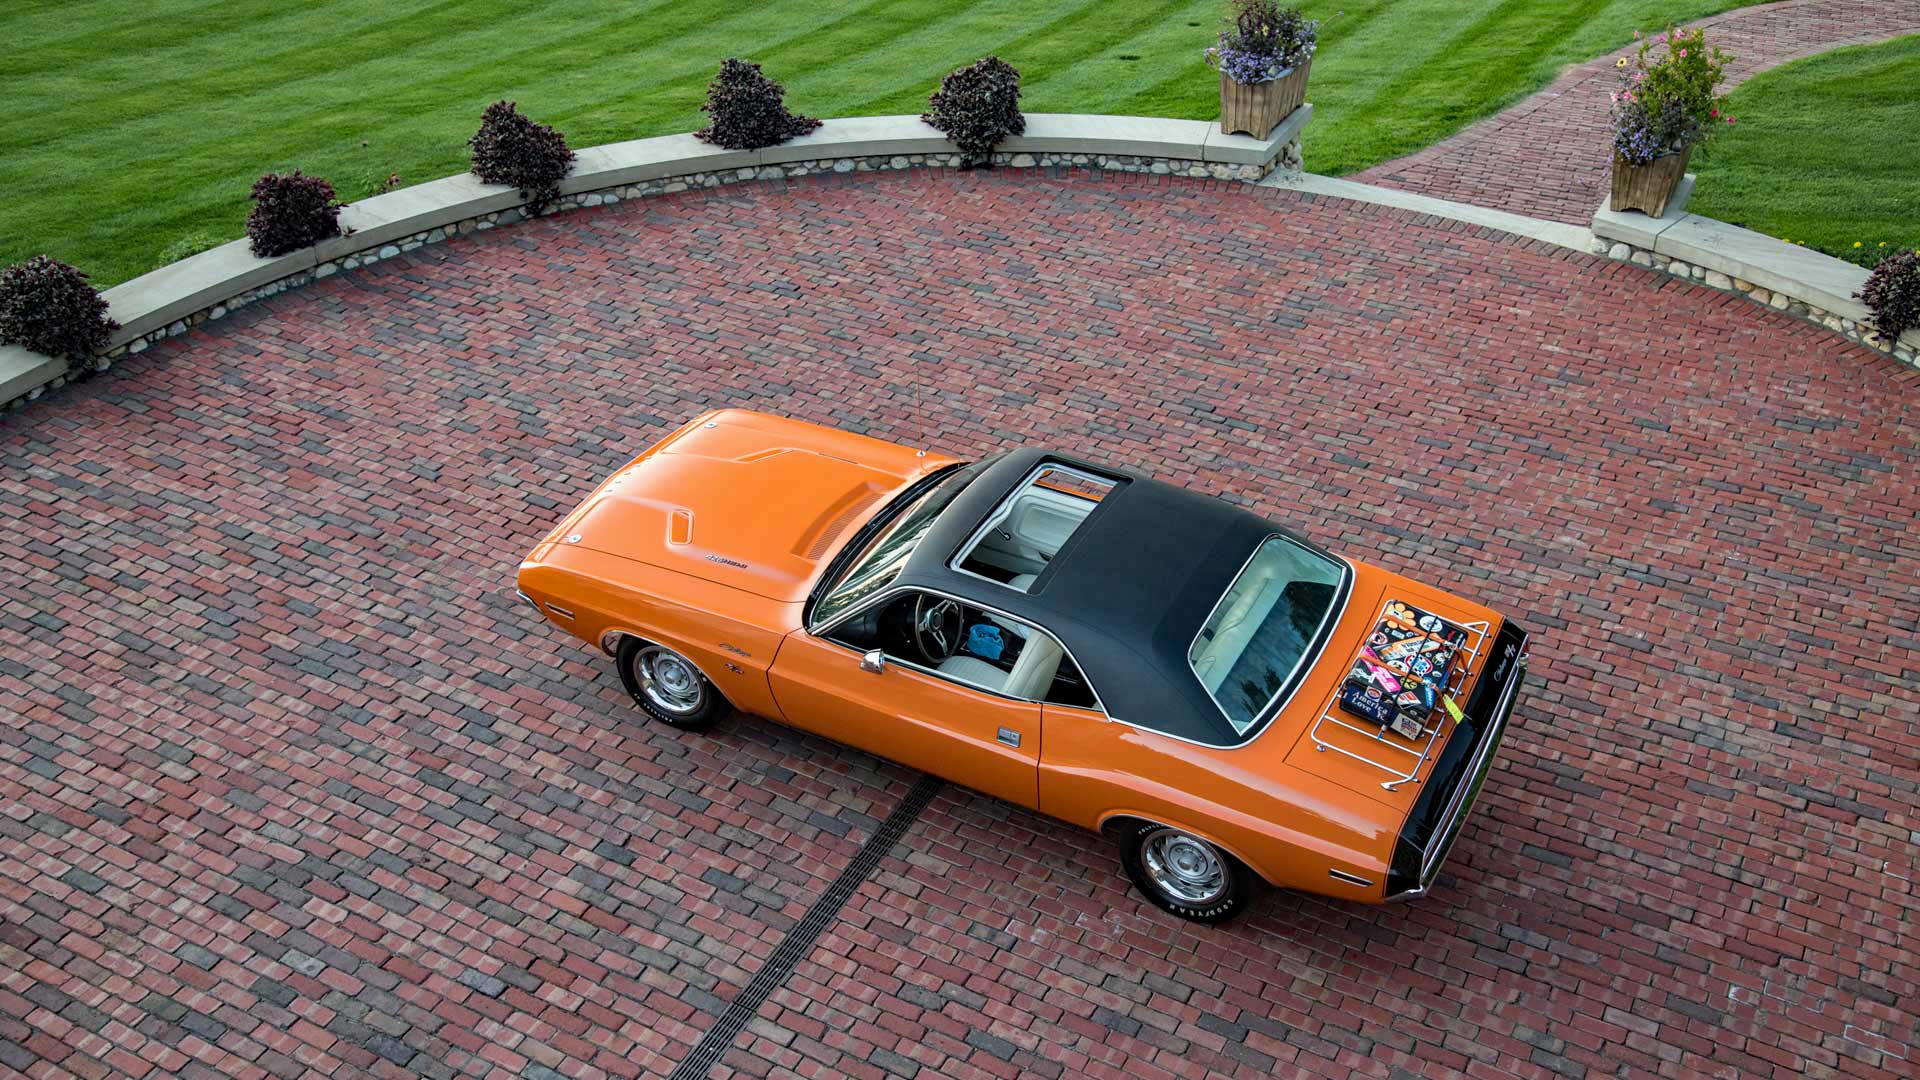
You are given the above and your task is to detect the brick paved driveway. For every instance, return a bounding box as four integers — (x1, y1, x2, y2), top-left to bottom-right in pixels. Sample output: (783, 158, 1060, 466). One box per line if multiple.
(3, 170, 1916, 1080)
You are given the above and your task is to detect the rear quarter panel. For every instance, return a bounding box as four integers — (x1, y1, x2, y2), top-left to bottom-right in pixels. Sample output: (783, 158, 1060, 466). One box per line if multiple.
(1039, 705, 1396, 900)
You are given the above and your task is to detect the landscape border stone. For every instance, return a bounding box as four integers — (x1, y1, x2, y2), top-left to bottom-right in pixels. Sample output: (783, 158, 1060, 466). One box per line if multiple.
(1591, 177, 1918, 367)
(2, 111, 1310, 414)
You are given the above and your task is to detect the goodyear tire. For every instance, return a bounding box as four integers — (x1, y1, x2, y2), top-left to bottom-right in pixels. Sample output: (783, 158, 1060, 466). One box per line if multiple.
(616, 638, 729, 730)
(1117, 820, 1252, 924)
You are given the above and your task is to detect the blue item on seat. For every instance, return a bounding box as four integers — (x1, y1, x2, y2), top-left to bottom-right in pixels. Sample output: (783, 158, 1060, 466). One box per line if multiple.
(964, 624, 1004, 661)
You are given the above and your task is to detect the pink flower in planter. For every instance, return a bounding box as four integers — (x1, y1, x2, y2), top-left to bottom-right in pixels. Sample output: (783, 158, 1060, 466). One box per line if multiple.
(1726, 115, 1736, 124)
(1679, 48, 1688, 58)
(1711, 107, 1719, 117)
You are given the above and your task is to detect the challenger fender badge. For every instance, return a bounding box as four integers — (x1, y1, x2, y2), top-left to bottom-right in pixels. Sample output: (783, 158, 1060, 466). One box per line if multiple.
(704, 554, 748, 569)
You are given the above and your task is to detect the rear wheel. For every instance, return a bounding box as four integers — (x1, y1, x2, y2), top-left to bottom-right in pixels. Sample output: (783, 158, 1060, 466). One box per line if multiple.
(616, 638, 729, 730)
(1116, 820, 1253, 924)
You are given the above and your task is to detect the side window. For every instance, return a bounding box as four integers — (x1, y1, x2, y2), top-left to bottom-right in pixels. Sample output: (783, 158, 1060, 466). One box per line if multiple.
(1044, 652, 1099, 710)
(825, 590, 1094, 706)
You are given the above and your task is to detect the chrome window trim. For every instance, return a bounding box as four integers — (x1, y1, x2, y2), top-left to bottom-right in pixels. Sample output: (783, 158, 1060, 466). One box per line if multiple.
(810, 464, 978, 628)
(1185, 534, 1354, 738)
(807, 583, 1108, 715)
(946, 462, 1119, 593)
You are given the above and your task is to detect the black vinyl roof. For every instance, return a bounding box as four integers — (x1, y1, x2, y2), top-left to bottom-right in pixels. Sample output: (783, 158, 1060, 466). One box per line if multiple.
(896, 448, 1349, 746)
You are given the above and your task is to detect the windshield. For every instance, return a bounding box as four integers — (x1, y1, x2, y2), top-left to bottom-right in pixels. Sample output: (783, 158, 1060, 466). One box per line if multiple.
(1189, 536, 1348, 733)
(812, 462, 983, 626)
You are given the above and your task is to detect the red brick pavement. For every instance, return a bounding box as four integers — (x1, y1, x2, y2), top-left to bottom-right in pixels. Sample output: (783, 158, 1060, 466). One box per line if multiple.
(2, 170, 1916, 1080)
(1352, 0, 1920, 223)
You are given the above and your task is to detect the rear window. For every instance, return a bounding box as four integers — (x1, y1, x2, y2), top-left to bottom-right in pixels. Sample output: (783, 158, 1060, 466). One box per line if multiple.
(1189, 536, 1348, 733)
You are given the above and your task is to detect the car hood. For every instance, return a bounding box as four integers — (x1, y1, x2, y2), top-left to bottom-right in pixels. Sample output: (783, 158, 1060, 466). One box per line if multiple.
(554, 410, 956, 602)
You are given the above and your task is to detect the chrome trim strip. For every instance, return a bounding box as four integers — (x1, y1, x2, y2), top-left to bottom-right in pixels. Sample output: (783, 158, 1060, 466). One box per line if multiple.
(546, 603, 575, 620)
(1391, 654, 1526, 901)
(1328, 868, 1372, 887)
(806, 583, 1108, 715)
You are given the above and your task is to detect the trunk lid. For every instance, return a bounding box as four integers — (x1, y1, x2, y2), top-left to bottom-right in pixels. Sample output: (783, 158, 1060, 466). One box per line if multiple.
(1281, 565, 1508, 813)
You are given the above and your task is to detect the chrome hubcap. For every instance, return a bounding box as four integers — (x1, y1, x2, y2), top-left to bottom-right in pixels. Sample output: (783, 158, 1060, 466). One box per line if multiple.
(1141, 828, 1226, 905)
(635, 646, 704, 716)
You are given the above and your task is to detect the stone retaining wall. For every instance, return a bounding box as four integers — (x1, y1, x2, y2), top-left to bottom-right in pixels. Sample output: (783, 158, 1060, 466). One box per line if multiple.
(1, 111, 1310, 413)
(1591, 177, 1918, 371)
(1596, 236, 1918, 368)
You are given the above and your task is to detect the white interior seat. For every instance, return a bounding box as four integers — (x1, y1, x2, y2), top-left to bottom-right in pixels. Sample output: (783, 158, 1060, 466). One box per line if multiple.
(995, 575, 1040, 640)
(1004, 633, 1064, 700)
(1191, 568, 1282, 692)
(937, 655, 1008, 692)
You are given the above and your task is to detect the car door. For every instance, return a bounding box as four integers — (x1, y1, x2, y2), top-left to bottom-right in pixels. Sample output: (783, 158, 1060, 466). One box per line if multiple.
(766, 590, 1041, 809)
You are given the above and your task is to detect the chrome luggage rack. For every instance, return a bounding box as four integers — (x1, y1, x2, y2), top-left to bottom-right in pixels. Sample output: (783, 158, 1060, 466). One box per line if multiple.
(1311, 613, 1490, 790)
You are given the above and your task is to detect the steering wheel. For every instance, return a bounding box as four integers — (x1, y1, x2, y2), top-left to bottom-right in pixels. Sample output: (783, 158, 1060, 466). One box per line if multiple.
(911, 595, 965, 666)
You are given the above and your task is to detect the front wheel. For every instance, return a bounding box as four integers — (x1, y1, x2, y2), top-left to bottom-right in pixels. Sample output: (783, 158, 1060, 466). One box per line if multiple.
(616, 638, 729, 730)
(1116, 821, 1253, 924)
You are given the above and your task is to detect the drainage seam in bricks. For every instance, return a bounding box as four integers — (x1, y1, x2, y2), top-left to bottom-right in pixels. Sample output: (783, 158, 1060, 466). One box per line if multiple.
(668, 774, 944, 1080)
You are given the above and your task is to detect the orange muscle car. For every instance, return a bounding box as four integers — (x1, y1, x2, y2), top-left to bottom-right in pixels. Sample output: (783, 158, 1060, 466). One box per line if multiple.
(518, 409, 1528, 921)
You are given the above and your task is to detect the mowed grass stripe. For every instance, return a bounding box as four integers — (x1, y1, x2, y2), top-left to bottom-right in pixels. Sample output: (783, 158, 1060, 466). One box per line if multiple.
(5, 0, 684, 148)
(0, 0, 239, 56)
(0, 0, 835, 218)
(7, 0, 478, 117)
(772, 0, 1129, 119)
(1308, 0, 1750, 174)
(1689, 34, 1920, 255)
(791, 0, 1167, 118)
(556, 0, 1030, 139)
(1013, 0, 1224, 118)
(5, 0, 1778, 285)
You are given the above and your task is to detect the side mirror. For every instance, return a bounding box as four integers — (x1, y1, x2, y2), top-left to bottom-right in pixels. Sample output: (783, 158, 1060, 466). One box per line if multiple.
(859, 649, 886, 674)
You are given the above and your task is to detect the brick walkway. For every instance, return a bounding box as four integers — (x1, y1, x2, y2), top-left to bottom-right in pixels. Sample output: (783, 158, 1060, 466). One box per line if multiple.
(2, 171, 1916, 1080)
(1353, 0, 1920, 223)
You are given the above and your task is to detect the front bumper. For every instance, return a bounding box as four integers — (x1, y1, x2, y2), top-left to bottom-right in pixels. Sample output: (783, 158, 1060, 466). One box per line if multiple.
(1386, 620, 1529, 900)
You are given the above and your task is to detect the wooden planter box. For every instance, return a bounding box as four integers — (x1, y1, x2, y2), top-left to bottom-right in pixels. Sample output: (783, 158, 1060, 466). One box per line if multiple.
(1610, 144, 1694, 217)
(1220, 58, 1311, 139)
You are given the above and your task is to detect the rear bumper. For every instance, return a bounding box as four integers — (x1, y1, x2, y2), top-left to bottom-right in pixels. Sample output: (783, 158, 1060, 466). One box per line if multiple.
(1385, 620, 1529, 900)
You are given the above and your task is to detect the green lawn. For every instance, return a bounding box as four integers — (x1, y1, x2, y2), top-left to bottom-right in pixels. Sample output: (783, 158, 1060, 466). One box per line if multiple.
(1688, 34, 1920, 263)
(4, 0, 1760, 286)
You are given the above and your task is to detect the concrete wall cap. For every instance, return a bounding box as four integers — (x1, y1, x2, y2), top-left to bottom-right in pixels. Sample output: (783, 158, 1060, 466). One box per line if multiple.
(10, 113, 1905, 413)
(102, 239, 316, 344)
(1004, 113, 1214, 160)
(0, 344, 65, 403)
(326, 173, 522, 257)
(757, 115, 950, 165)
(1654, 212, 1873, 322)
(1203, 103, 1312, 164)
(564, 133, 758, 192)
(1590, 173, 1695, 249)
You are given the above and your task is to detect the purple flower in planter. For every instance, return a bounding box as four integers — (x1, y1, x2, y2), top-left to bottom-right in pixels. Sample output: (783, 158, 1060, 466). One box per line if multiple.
(1204, 2, 1318, 84)
(1607, 25, 1733, 166)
